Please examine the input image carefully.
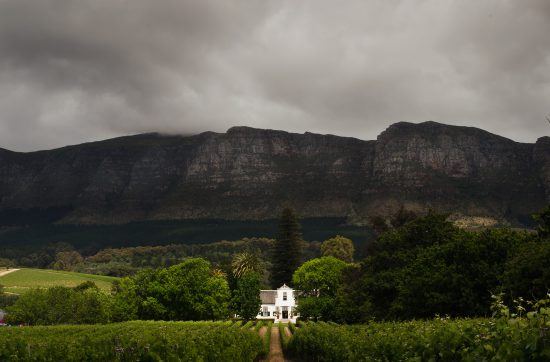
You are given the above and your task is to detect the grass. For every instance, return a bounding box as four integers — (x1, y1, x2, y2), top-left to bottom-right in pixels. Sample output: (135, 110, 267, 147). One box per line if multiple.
(0, 268, 118, 294)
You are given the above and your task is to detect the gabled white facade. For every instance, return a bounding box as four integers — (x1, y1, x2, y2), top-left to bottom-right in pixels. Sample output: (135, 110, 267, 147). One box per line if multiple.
(257, 284, 298, 323)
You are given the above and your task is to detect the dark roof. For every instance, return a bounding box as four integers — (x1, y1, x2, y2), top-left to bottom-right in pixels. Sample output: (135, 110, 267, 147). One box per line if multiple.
(260, 290, 276, 304)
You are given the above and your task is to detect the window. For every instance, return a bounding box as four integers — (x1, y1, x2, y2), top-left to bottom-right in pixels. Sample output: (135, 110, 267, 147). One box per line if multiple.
(283, 292, 287, 301)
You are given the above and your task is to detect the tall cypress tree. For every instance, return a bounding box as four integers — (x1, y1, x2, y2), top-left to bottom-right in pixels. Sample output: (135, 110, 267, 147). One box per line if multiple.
(270, 207, 303, 288)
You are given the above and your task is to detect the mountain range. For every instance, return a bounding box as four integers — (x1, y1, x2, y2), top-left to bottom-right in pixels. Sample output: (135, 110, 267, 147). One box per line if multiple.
(1, 121, 548, 227)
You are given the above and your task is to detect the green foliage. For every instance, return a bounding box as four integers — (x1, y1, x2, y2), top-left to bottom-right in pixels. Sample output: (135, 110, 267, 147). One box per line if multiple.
(271, 208, 304, 288)
(0, 293, 18, 309)
(0, 217, 363, 267)
(368, 206, 418, 234)
(6, 286, 112, 325)
(321, 236, 354, 262)
(74, 237, 320, 278)
(533, 205, 550, 239)
(279, 323, 291, 350)
(5, 259, 232, 325)
(392, 228, 525, 318)
(0, 283, 18, 308)
(52, 250, 84, 271)
(73, 280, 99, 292)
(341, 213, 529, 321)
(0, 258, 15, 268)
(288, 296, 550, 361)
(231, 251, 264, 279)
(0, 321, 264, 361)
(293, 257, 348, 320)
(293, 257, 348, 295)
(262, 321, 273, 355)
(110, 278, 139, 322)
(113, 258, 231, 321)
(502, 240, 550, 300)
(332, 263, 371, 324)
(232, 272, 262, 321)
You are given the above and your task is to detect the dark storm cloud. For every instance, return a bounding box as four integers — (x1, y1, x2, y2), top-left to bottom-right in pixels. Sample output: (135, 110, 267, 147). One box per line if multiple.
(0, 0, 549, 151)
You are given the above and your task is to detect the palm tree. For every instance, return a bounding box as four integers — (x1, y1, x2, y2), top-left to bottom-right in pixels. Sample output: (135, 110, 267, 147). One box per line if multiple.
(232, 252, 263, 279)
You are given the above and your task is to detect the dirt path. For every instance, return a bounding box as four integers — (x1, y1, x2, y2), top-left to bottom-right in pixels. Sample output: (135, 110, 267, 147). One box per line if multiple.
(0, 268, 19, 277)
(258, 326, 268, 339)
(268, 326, 285, 362)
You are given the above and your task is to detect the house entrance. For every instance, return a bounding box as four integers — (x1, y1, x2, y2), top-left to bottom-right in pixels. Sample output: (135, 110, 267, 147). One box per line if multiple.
(282, 306, 289, 319)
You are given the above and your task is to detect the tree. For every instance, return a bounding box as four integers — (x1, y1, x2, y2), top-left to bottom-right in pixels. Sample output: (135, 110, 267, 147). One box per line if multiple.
(0, 258, 14, 269)
(6, 286, 112, 325)
(232, 272, 262, 321)
(333, 263, 371, 323)
(110, 278, 138, 322)
(292, 256, 348, 320)
(502, 241, 550, 300)
(112, 258, 231, 321)
(340, 213, 526, 321)
(390, 206, 418, 229)
(321, 236, 354, 262)
(52, 251, 83, 271)
(533, 205, 550, 239)
(368, 206, 418, 235)
(270, 208, 303, 288)
(232, 252, 264, 279)
(392, 228, 523, 319)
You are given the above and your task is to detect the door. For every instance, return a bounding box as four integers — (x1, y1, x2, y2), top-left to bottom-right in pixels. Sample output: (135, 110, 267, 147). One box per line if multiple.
(282, 310, 288, 319)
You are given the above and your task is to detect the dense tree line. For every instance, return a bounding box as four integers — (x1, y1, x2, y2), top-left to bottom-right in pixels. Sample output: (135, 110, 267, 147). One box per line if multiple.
(0, 237, 321, 277)
(292, 206, 550, 323)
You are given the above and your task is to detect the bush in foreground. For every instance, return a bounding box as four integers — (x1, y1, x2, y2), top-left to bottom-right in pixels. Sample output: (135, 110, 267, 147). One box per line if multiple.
(0, 321, 263, 361)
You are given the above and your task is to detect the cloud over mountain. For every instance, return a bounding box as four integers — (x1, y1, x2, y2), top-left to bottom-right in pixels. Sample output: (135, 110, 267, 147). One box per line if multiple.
(0, 0, 549, 151)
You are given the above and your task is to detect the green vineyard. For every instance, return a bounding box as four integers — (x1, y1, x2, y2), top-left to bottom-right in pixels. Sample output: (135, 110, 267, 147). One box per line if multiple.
(0, 321, 264, 361)
(1, 314, 549, 361)
(287, 316, 550, 361)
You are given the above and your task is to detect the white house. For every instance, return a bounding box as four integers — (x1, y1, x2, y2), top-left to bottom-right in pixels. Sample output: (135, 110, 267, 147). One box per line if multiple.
(257, 284, 299, 323)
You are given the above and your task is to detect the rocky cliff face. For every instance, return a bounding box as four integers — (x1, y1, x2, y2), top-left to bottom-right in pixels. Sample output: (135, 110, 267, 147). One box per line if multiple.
(0, 122, 548, 225)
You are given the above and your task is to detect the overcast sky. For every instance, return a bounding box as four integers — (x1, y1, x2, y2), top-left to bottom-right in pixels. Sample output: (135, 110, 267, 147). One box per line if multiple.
(0, 0, 549, 151)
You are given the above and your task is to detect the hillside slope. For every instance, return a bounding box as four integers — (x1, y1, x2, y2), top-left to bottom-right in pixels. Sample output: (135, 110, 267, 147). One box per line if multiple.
(0, 122, 548, 226)
(0, 268, 117, 294)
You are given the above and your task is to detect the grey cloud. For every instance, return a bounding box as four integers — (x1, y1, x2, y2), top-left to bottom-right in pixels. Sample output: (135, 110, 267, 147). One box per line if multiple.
(0, 0, 548, 151)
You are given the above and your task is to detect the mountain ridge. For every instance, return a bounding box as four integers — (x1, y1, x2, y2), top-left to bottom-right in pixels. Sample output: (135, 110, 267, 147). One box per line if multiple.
(5, 121, 534, 155)
(0, 121, 548, 226)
